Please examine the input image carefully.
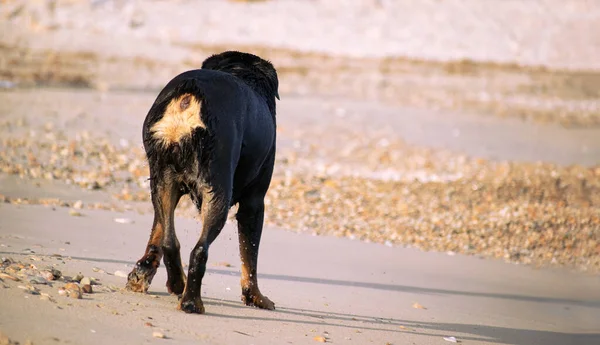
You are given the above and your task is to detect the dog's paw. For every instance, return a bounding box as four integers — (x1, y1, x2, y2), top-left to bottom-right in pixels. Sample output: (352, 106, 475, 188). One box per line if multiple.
(178, 298, 205, 314)
(126, 268, 150, 293)
(125, 258, 159, 293)
(242, 291, 275, 310)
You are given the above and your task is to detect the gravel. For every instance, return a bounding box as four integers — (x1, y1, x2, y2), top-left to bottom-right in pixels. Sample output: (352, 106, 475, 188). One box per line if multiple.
(0, 110, 598, 273)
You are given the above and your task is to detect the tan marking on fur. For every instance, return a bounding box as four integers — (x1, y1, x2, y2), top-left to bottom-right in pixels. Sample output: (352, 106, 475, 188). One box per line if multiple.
(151, 94, 204, 146)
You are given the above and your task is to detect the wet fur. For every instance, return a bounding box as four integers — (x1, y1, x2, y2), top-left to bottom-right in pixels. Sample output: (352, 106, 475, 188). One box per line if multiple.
(126, 51, 279, 314)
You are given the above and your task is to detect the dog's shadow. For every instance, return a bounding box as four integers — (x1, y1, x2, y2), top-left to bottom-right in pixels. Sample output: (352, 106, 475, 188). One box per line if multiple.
(203, 298, 599, 345)
(5, 252, 597, 344)
(129, 291, 600, 345)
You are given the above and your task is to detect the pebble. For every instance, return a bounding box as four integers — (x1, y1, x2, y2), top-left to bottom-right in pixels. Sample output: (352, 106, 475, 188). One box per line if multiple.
(39, 270, 55, 281)
(73, 273, 84, 282)
(68, 209, 83, 217)
(80, 277, 91, 286)
(82, 284, 93, 294)
(412, 302, 426, 310)
(28, 275, 50, 285)
(152, 332, 166, 339)
(40, 293, 56, 303)
(114, 218, 134, 224)
(443, 336, 459, 343)
(114, 270, 128, 278)
(0, 273, 20, 282)
(18, 285, 40, 295)
(63, 283, 82, 299)
(49, 268, 62, 279)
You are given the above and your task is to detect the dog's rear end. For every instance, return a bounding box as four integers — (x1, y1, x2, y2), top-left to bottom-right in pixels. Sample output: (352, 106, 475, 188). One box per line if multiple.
(126, 51, 279, 314)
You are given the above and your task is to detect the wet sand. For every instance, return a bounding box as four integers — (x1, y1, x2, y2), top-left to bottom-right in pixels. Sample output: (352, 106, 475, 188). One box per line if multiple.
(1, 201, 599, 345)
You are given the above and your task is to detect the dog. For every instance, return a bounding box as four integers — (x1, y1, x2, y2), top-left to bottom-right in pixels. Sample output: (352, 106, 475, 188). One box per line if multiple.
(126, 51, 279, 314)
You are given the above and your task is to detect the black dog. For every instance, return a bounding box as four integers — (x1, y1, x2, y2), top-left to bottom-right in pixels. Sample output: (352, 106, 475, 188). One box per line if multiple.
(126, 51, 279, 314)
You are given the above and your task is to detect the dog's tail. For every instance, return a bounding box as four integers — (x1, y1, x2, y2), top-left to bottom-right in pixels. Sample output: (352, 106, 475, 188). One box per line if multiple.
(146, 79, 205, 149)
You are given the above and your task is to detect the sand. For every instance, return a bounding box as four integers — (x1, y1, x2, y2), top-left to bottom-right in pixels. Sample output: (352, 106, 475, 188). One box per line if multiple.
(0, 1, 599, 344)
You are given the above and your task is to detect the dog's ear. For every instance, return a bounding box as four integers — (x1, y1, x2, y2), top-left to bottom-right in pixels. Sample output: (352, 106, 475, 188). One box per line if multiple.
(253, 58, 280, 101)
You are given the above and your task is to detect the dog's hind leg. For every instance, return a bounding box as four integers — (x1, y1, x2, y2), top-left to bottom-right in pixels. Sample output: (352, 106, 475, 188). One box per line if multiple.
(162, 193, 187, 295)
(126, 177, 182, 293)
(236, 165, 276, 310)
(178, 190, 230, 314)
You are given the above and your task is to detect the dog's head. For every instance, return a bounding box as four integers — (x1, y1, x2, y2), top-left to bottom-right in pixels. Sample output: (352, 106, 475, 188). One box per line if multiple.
(202, 51, 280, 102)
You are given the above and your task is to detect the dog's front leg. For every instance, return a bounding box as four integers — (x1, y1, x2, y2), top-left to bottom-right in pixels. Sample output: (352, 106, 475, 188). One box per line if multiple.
(237, 194, 275, 310)
(126, 177, 182, 293)
(178, 190, 229, 314)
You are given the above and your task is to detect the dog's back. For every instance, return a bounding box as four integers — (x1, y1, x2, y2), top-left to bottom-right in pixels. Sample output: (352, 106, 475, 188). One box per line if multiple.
(142, 53, 279, 202)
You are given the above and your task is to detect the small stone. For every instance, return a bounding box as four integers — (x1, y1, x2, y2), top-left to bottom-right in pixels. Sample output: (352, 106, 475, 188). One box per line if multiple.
(68, 209, 83, 217)
(114, 270, 128, 278)
(64, 283, 82, 299)
(114, 218, 134, 224)
(73, 200, 84, 209)
(0, 273, 19, 282)
(49, 268, 62, 279)
(104, 285, 119, 292)
(18, 284, 40, 295)
(82, 284, 93, 294)
(29, 275, 49, 285)
(80, 277, 91, 286)
(152, 332, 166, 339)
(412, 302, 427, 310)
(39, 270, 55, 281)
(40, 293, 55, 303)
(73, 273, 84, 282)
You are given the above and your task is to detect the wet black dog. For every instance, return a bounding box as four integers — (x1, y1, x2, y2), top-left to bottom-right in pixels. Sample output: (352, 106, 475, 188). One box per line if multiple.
(126, 51, 279, 314)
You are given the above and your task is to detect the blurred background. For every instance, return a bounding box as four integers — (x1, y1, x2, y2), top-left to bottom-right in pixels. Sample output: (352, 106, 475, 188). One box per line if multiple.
(1, 0, 599, 272)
